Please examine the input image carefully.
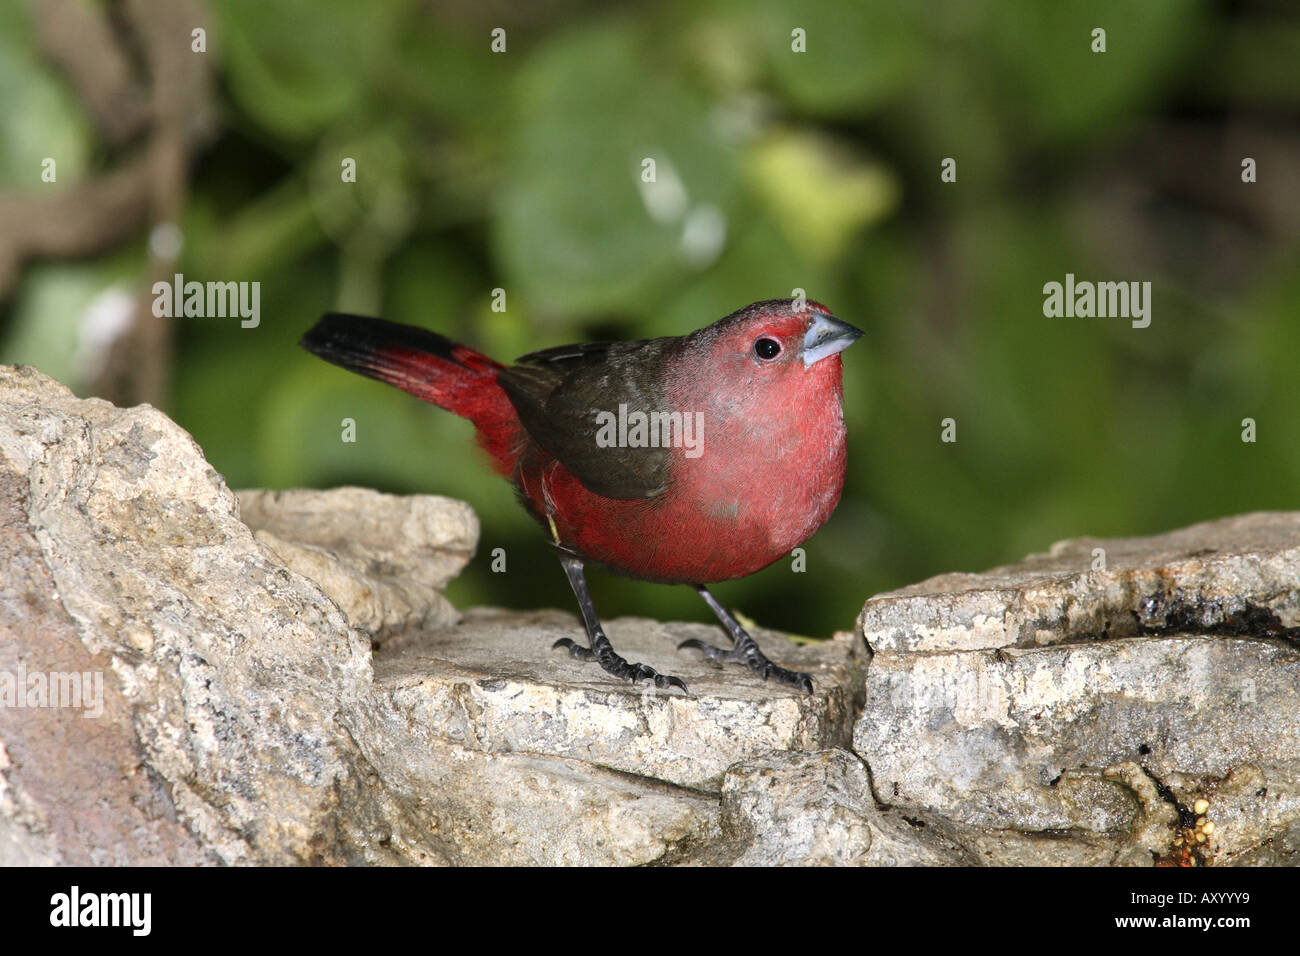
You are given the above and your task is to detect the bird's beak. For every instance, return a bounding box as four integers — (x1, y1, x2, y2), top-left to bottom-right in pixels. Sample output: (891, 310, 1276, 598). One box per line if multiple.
(801, 313, 864, 368)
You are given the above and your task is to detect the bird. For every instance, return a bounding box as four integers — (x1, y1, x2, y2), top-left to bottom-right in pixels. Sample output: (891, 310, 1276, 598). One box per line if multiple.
(300, 299, 862, 695)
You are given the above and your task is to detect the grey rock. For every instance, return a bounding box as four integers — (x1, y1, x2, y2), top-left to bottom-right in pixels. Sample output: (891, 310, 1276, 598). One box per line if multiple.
(1135, 764, 1300, 867)
(861, 635, 1300, 832)
(856, 515, 1300, 864)
(861, 512, 1300, 654)
(10, 361, 1300, 866)
(0, 364, 379, 864)
(711, 749, 1128, 867)
(714, 749, 970, 866)
(347, 702, 720, 866)
(0, 365, 856, 866)
(375, 608, 866, 791)
(236, 487, 476, 642)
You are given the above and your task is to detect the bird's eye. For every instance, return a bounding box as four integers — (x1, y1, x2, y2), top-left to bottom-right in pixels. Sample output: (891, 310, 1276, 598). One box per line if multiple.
(754, 337, 781, 360)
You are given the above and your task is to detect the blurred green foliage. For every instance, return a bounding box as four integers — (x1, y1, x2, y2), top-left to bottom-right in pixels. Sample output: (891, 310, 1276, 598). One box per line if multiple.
(3, 0, 1298, 638)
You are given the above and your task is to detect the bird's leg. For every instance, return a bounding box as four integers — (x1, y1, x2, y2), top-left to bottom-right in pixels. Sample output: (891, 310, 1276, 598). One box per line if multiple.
(552, 553, 689, 693)
(678, 585, 815, 694)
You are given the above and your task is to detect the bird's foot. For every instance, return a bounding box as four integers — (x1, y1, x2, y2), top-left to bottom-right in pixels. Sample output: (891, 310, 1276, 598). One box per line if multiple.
(553, 638, 689, 694)
(677, 632, 814, 694)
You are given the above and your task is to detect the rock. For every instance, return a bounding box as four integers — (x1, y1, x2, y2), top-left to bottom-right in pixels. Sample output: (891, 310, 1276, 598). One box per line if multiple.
(0, 365, 380, 864)
(8, 362, 1300, 866)
(236, 487, 476, 642)
(374, 608, 866, 791)
(0, 364, 861, 866)
(714, 749, 970, 866)
(348, 700, 721, 866)
(856, 514, 1300, 864)
(351, 608, 868, 865)
(861, 512, 1300, 654)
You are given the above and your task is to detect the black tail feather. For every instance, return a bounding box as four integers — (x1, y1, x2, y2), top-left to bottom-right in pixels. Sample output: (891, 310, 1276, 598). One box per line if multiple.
(299, 313, 468, 378)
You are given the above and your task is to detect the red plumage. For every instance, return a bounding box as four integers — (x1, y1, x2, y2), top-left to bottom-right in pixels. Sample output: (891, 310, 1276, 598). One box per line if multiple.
(301, 299, 861, 693)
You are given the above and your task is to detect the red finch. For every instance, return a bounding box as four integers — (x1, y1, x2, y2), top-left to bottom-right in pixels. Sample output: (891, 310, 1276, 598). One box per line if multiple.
(301, 299, 861, 693)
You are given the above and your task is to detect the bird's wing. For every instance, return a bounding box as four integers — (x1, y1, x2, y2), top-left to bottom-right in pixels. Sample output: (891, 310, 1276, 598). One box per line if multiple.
(498, 338, 676, 500)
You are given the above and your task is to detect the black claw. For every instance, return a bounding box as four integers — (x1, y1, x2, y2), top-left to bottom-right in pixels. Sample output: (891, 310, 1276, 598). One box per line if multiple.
(676, 618, 816, 693)
(556, 554, 689, 694)
(629, 664, 688, 694)
(769, 665, 816, 694)
(552, 637, 596, 662)
(687, 585, 821, 694)
(554, 636, 688, 693)
(677, 638, 731, 665)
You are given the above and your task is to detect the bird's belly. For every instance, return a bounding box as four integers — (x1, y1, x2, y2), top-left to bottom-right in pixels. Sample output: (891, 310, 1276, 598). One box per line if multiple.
(533, 427, 847, 584)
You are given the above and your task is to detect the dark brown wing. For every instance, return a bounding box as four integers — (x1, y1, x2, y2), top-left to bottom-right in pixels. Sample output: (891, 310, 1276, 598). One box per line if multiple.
(498, 337, 679, 500)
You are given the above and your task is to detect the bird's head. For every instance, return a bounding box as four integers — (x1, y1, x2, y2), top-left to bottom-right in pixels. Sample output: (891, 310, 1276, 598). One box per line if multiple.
(674, 299, 863, 412)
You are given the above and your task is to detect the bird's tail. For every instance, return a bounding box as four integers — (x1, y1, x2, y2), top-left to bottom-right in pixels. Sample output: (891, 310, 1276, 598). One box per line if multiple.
(300, 313, 520, 474)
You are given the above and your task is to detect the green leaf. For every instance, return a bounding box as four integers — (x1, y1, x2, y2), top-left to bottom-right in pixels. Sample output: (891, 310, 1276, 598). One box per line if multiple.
(214, 0, 403, 140)
(983, 0, 1202, 144)
(493, 17, 739, 317)
(745, 129, 899, 265)
(748, 0, 920, 115)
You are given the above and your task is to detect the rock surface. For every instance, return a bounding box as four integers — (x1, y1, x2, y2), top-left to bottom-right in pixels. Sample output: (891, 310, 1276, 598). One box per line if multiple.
(857, 515, 1300, 865)
(0, 365, 378, 864)
(237, 487, 476, 642)
(376, 608, 864, 791)
(0, 365, 870, 865)
(715, 749, 972, 866)
(4, 362, 1299, 866)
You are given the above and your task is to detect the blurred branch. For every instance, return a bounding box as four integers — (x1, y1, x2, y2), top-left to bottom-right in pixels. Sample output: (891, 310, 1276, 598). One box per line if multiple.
(33, 0, 150, 146)
(0, 0, 215, 408)
(0, 155, 154, 292)
(92, 0, 215, 407)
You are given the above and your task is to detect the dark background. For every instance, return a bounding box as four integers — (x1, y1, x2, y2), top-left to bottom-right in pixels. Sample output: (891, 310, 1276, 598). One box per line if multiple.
(2, 0, 1297, 638)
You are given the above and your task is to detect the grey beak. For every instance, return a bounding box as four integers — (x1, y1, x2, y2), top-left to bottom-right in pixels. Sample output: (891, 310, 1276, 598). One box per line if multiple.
(801, 312, 864, 368)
